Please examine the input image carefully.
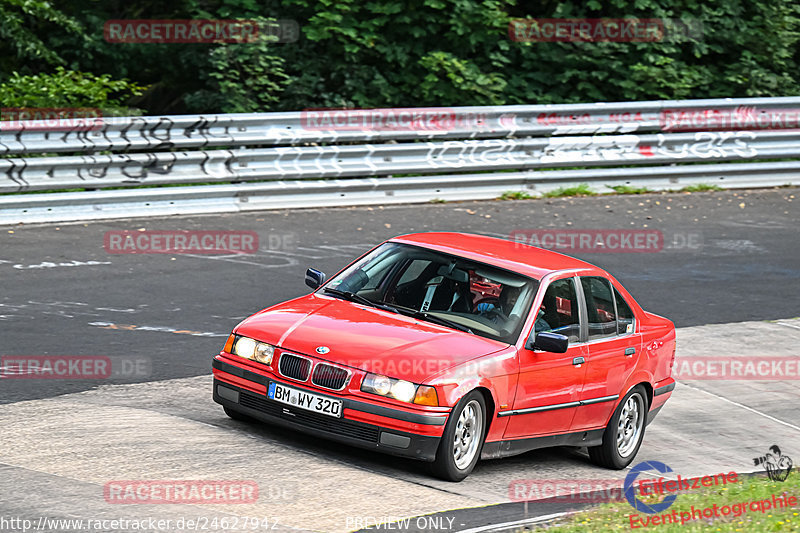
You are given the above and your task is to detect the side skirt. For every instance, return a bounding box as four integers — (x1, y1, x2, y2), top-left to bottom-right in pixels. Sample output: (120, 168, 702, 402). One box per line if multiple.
(646, 404, 664, 426)
(481, 428, 605, 460)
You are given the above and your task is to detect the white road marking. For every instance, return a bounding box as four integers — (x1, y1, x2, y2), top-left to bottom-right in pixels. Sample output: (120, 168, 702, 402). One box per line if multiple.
(178, 243, 373, 269)
(179, 252, 299, 269)
(680, 382, 800, 432)
(776, 321, 800, 330)
(0, 366, 37, 376)
(455, 512, 571, 533)
(11, 260, 112, 269)
(88, 321, 228, 337)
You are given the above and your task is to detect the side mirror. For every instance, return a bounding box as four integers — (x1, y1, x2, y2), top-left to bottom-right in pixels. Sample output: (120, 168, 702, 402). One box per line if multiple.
(305, 268, 326, 290)
(525, 331, 569, 353)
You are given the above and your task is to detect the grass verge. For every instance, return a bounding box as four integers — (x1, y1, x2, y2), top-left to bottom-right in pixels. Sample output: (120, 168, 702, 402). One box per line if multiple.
(608, 185, 652, 195)
(499, 191, 534, 200)
(680, 184, 722, 192)
(542, 184, 596, 198)
(531, 471, 799, 532)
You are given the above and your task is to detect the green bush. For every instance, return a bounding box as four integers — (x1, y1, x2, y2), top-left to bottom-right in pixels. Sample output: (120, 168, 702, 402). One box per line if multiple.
(0, 67, 147, 116)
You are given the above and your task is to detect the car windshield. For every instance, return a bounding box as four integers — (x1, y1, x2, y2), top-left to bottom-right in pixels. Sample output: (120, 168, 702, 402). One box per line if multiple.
(323, 242, 538, 344)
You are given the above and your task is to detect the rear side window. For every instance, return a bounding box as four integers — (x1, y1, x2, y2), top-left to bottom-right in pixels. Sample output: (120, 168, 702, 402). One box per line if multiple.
(580, 277, 617, 341)
(615, 289, 636, 335)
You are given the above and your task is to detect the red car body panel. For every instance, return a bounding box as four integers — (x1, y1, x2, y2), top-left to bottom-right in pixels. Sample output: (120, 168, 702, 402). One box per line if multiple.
(212, 232, 675, 464)
(235, 294, 507, 384)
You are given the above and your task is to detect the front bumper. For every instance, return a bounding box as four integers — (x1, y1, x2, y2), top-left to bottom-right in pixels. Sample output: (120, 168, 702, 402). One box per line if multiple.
(212, 357, 443, 462)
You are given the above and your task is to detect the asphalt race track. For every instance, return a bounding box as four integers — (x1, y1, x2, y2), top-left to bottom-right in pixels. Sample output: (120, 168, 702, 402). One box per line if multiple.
(1, 188, 799, 532)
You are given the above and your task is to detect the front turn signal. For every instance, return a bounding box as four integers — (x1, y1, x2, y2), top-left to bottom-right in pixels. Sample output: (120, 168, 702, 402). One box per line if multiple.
(223, 333, 235, 354)
(413, 385, 439, 406)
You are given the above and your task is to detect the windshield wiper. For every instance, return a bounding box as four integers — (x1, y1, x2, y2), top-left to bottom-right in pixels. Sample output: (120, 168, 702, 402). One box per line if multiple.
(393, 306, 473, 334)
(323, 287, 399, 314)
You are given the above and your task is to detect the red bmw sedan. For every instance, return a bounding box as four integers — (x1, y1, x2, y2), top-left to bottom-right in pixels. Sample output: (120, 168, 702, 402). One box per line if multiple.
(212, 232, 676, 481)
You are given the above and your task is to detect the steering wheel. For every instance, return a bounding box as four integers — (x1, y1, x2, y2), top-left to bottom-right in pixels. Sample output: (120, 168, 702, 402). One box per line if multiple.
(475, 300, 508, 323)
(485, 307, 509, 322)
(475, 296, 499, 308)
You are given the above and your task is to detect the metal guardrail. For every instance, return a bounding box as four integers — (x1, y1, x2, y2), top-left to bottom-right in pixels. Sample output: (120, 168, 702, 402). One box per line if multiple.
(3, 130, 800, 193)
(1, 97, 799, 223)
(2, 161, 798, 225)
(3, 97, 800, 155)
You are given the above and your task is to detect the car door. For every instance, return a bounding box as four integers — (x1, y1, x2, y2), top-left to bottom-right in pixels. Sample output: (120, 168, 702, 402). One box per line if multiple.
(570, 276, 642, 431)
(503, 275, 588, 439)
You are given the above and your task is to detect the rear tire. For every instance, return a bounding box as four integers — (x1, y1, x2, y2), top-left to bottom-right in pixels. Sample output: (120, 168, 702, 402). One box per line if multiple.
(588, 385, 647, 469)
(224, 406, 252, 422)
(431, 391, 487, 482)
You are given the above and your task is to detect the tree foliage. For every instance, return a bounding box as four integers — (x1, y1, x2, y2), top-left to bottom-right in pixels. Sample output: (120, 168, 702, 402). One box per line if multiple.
(0, 67, 147, 114)
(0, 0, 798, 114)
(0, 0, 84, 69)
(184, 19, 292, 113)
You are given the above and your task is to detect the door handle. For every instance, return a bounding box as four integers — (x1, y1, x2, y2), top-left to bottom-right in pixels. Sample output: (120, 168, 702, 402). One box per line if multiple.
(572, 357, 585, 366)
(625, 347, 636, 356)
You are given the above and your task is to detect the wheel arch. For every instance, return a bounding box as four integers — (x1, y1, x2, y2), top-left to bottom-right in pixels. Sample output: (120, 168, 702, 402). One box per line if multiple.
(602, 380, 653, 430)
(620, 370, 655, 410)
(474, 386, 495, 435)
(638, 380, 653, 409)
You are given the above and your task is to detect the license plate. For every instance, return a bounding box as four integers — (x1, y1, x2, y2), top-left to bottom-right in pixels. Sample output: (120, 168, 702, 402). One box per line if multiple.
(268, 382, 342, 418)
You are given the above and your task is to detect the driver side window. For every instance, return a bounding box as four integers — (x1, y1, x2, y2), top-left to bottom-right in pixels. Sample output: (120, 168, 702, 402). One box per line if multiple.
(536, 278, 580, 342)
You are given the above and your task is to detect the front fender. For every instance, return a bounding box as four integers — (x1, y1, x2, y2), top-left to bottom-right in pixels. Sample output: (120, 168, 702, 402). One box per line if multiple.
(425, 348, 518, 442)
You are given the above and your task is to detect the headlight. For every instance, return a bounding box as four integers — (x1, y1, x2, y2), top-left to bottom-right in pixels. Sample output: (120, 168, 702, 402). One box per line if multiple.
(361, 373, 433, 404)
(226, 334, 275, 366)
(390, 380, 416, 402)
(235, 337, 257, 358)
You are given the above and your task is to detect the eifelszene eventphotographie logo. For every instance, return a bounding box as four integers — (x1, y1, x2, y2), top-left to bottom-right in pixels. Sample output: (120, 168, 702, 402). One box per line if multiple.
(624, 461, 678, 514)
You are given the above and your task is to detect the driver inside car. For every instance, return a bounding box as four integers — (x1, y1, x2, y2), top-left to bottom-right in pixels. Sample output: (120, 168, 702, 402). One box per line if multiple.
(475, 285, 521, 324)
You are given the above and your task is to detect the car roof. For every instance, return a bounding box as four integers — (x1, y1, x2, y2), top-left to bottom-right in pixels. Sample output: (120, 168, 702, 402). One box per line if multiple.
(390, 232, 603, 280)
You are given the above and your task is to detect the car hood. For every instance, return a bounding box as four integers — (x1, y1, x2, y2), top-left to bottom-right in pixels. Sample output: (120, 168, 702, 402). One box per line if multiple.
(234, 293, 506, 383)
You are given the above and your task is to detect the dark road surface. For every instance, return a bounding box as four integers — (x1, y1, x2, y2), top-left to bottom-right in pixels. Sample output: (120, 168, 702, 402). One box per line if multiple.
(1, 187, 798, 404)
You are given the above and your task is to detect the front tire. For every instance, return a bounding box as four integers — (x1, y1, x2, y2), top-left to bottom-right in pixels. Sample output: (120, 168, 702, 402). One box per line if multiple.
(588, 385, 647, 469)
(431, 391, 487, 482)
